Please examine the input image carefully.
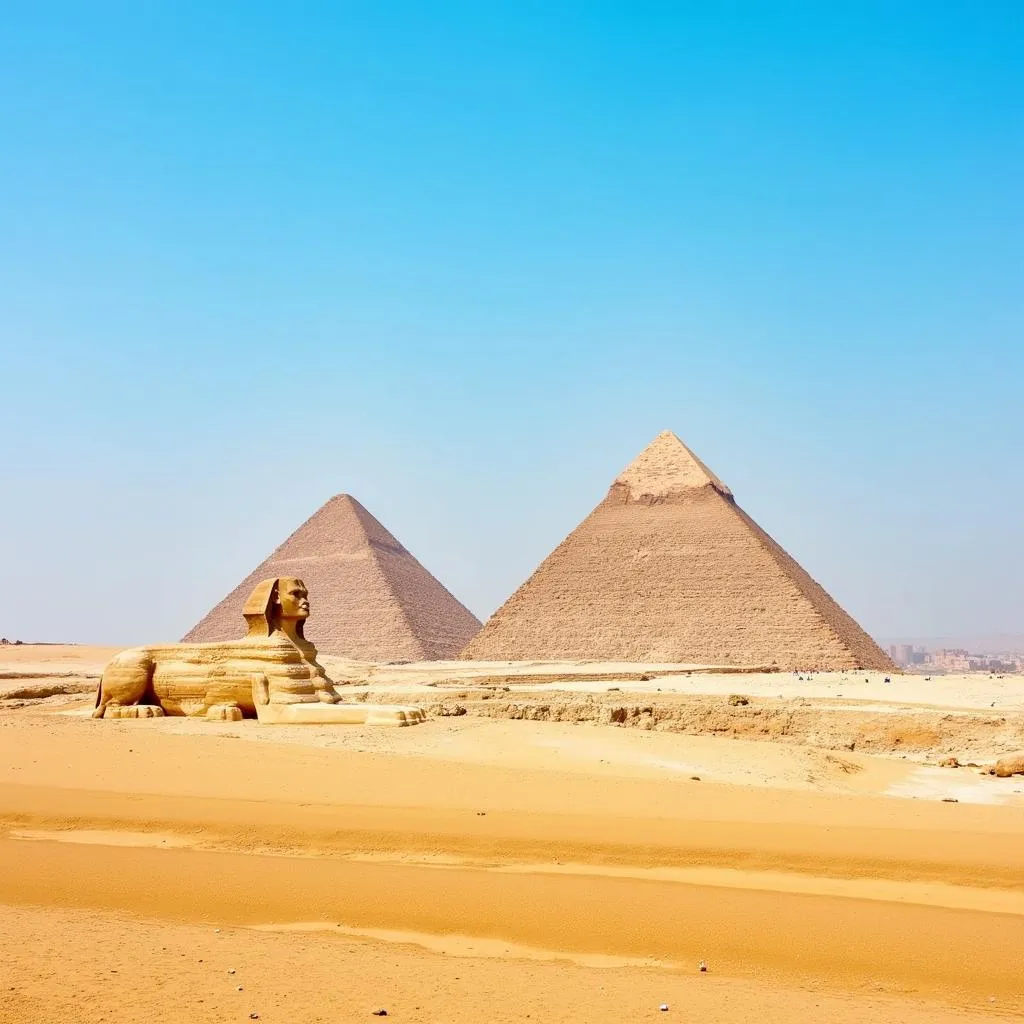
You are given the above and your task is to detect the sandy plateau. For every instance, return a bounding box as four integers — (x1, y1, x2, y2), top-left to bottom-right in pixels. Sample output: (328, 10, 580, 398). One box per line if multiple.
(2, 645, 1024, 1023)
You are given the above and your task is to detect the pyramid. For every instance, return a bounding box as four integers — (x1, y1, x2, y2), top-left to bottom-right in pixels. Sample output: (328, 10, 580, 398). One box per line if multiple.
(460, 431, 893, 671)
(184, 494, 481, 661)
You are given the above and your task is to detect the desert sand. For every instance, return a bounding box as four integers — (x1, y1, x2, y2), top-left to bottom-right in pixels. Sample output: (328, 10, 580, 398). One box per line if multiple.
(2, 645, 1023, 1022)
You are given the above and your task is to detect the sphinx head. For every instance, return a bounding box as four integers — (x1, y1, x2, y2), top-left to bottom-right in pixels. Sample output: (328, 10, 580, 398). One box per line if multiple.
(242, 577, 311, 640)
(275, 578, 310, 623)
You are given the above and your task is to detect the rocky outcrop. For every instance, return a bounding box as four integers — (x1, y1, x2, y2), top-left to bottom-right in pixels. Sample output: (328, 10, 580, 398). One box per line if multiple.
(404, 689, 1024, 762)
(992, 753, 1024, 777)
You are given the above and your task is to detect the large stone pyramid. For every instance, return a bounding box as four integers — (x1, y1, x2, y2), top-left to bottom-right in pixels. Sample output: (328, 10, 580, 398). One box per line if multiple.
(184, 494, 481, 661)
(460, 432, 893, 670)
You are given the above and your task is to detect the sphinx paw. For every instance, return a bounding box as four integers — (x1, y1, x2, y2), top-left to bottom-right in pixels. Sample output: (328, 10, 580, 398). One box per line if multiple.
(104, 703, 165, 720)
(205, 703, 244, 722)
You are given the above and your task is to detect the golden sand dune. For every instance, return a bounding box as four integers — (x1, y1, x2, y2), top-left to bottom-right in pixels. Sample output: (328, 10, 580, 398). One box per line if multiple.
(2, 678, 1024, 1023)
(5, 901, 1014, 1024)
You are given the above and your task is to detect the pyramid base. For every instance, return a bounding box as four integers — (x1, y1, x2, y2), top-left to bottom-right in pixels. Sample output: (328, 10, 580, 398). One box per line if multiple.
(253, 701, 426, 727)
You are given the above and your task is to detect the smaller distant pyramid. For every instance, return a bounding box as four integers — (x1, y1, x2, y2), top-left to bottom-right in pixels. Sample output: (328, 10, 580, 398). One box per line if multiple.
(461, 431, 894, 671)
(184, 495, 481, 661)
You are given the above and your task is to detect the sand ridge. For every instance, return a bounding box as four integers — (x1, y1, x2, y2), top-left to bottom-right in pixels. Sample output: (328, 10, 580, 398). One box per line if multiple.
(2, 707, 1024, 1013)
(5, 904, 1010, 1024)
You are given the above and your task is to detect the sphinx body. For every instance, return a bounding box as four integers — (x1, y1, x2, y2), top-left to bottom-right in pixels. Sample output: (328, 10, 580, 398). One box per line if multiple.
(93, 578, 337, 719)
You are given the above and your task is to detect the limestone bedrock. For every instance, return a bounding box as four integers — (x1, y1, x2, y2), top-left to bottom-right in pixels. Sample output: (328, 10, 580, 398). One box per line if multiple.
(253, 700, 426, 727)
(93, 577, 424, 727)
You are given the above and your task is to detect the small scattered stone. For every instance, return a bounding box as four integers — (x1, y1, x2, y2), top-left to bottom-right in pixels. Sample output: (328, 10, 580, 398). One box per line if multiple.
(436, 703, 467, 717)
(699, 960, 708, 972)
(372, 1011, 388, 1017)
(249, 1015, 259, 1020)
(659, 1003, 669, 1012)
(690, 776, 701, 782)
(228, 969, 236, 974)
(941, 797, 959, 803)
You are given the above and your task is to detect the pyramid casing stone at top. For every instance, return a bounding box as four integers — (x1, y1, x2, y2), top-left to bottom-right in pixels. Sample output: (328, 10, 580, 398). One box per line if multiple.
(184, 495, 481, 661)
(460, 431, 894, 671)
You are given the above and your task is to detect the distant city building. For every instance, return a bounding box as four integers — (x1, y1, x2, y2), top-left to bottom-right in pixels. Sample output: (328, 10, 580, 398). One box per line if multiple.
(933, 648, 971, 672)
(881, 643, 1021, 673)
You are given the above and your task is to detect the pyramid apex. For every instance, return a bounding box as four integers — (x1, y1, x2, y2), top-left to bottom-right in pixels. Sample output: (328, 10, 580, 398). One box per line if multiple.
(322, 493, 369, 511)
(612, 431, 732, 501)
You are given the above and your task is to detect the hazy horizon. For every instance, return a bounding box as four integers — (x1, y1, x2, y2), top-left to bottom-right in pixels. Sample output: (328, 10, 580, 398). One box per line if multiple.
(1, 3, 1021, 646)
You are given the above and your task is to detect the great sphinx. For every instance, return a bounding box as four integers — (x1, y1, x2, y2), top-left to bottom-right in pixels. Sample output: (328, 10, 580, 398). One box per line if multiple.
(93, 577, 424, 726)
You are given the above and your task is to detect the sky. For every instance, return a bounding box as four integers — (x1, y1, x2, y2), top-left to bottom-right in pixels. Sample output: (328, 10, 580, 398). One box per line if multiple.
(1, 2, 1021, 646)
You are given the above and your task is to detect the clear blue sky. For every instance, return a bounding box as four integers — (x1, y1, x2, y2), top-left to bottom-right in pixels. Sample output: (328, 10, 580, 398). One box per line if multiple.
(1, 2, 1021, 645)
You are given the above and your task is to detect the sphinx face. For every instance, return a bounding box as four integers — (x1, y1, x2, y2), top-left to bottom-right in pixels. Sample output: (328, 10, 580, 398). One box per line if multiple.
(276, 578, 310, 620)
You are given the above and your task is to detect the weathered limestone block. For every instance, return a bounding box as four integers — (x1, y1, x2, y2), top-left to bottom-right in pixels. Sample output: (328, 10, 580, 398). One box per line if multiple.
(993, 753, 1024, 777)
(94, 577, 340, 719)
(252, 694, 426, 728)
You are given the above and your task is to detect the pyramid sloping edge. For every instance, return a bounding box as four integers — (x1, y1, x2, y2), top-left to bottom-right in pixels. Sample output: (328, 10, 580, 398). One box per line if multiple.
(729, 502, 893, 671)
(350, 499, 484, 660)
